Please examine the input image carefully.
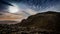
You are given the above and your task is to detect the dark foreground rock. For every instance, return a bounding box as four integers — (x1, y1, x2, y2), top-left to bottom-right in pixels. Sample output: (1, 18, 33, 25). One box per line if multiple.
(0, 11, 60, 34)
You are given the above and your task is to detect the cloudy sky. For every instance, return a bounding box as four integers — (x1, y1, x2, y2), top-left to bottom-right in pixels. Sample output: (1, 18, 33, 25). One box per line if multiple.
(0, 0, 60, 14)
(0, 0, 60, 21)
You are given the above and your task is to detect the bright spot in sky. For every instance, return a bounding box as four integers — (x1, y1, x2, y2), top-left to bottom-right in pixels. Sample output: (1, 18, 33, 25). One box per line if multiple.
(8, 5, 19, 13)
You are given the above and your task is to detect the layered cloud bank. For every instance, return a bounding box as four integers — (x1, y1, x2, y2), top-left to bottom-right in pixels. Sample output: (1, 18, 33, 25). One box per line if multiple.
(0, 12, 25, 22)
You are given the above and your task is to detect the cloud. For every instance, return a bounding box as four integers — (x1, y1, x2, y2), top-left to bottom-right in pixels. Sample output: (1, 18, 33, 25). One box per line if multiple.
(24, 8, 37, 15)
(0, 12, 25, 21)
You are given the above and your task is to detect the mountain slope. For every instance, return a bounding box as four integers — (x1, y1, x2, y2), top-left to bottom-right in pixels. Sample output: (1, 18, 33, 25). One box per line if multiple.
(0, 11, 60, 34)
(19, 11, 60, 32)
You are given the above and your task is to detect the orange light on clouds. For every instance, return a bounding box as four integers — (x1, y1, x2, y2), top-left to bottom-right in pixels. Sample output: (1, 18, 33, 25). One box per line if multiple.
(0, 12, 25, 21)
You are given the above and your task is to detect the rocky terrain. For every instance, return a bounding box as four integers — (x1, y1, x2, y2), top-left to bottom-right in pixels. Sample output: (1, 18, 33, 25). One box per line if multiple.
(0, 11, 60, 34)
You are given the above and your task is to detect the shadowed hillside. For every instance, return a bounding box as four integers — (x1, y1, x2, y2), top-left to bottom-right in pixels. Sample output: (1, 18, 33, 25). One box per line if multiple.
(0, 11, 60, 34)
(18, 11, 60, 33)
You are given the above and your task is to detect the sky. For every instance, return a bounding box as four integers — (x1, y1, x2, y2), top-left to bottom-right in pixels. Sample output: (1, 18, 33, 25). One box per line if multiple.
(0, 0, 60, 13)
(0, 0, 60, 20)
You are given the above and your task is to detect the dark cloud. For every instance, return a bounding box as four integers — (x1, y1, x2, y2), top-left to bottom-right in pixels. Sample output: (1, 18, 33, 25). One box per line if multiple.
(0, 0, 14, 11)
(0, 3, 7, 11)
(0, 0, 13, 6)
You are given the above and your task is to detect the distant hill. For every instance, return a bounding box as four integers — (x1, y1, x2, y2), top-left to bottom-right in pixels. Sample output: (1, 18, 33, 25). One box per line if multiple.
(0, 21, 18, 24)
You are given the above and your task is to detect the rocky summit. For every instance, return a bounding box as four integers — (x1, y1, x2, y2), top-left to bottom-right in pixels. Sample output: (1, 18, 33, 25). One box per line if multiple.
(0, 11, 60, 34)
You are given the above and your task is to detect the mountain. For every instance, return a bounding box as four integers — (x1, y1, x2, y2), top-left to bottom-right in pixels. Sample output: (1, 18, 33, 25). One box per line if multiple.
(0, 11, 60, 34)
(18, 11, 60, 32)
